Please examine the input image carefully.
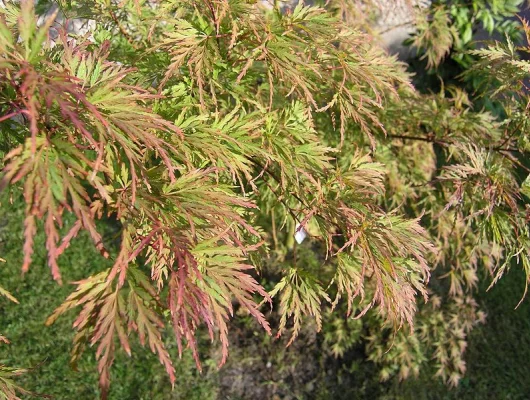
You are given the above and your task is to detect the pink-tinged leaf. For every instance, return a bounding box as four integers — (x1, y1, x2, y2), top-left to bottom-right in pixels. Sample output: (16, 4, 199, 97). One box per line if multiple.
(21, 214, 36, 273)
(45, 207, 62, 284)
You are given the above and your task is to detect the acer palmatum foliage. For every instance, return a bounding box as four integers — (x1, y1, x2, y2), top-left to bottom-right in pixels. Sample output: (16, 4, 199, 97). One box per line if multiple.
(0, 0, 529, 398)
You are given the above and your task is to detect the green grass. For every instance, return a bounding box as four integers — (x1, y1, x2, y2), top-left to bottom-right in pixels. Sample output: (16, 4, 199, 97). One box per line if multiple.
(0, 193, 217, 399)
(2, 191, 530, 399)
(384, 269, 530, 400)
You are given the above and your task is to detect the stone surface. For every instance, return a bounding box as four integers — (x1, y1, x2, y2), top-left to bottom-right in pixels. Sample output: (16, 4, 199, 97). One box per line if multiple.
(261, 0, 430, 58)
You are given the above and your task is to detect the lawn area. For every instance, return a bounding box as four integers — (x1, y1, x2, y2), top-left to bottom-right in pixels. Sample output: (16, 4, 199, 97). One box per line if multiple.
(0, 193, 217, 399)
(385, 268, 530, 400)
(2, 191, 530, 399)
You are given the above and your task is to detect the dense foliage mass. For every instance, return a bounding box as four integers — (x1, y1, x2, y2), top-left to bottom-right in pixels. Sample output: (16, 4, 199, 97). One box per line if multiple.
(0, 0, 529, 398)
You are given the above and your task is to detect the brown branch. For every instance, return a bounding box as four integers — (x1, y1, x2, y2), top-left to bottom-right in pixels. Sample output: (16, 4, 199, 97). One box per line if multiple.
(202, 0, 221, 49)
(261, 174, 301, 223)
(251, 157, 309, 209)
(492, 146, 522, 153)
(497, 149, 530, 173)
(108, 7, 138, 49)
(388, 133, 449, 145)
(389, 134, 523, 154)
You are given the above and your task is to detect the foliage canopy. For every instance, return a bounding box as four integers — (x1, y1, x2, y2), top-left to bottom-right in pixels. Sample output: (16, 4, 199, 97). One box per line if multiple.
(0, 0, 530, 398)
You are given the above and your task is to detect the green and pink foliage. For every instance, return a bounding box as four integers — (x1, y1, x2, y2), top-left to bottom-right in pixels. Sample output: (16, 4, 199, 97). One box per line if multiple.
(0, 0, 529, 398)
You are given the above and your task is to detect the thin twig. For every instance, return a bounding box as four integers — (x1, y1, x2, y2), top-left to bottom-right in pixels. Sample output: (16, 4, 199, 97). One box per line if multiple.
(108, 7, 138, 49)
(388, 133, 449, 145)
